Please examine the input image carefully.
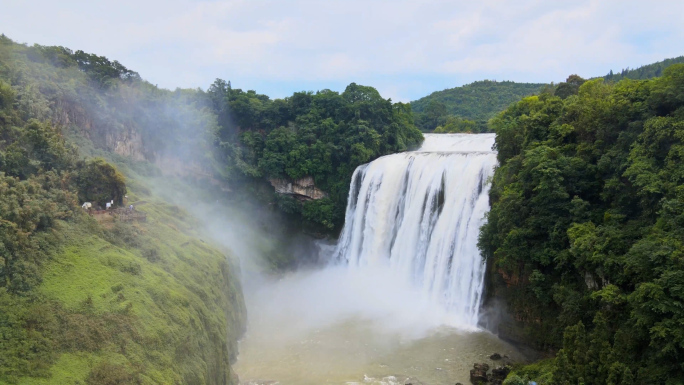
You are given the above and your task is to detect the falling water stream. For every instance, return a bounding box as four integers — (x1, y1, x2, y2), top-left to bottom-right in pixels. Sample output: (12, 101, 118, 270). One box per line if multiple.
(235, 134, 524, 385)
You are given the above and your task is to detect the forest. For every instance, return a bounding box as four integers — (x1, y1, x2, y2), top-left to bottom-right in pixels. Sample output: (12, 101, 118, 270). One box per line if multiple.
(482, 65, 684, 384)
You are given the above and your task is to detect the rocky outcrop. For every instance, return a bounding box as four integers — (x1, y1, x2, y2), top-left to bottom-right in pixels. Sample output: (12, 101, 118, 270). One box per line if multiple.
(470, 363, 489, 384)
(269, 176, 328, 201)
(468, 362, 511, 385)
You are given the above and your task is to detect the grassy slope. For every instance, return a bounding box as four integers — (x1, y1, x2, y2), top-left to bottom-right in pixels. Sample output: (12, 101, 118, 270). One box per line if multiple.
(2, 172, 246, 385)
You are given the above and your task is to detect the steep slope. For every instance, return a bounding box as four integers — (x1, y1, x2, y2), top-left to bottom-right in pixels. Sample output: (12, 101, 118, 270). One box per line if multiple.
(0, 35, 246, 385)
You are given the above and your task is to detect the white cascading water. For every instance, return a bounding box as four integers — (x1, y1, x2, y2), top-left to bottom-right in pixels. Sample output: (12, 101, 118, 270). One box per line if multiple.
(333, 133, 497, 327)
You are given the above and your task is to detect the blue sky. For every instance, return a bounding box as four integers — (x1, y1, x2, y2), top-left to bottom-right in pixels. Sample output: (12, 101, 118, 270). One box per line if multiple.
(2, 0, 683, 101)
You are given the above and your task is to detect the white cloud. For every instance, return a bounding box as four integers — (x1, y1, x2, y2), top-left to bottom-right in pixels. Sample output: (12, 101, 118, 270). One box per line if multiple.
(2, 0, 683, 101)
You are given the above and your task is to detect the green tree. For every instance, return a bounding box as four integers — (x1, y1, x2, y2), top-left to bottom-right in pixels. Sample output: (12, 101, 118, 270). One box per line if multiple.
(75, 158, 126, 207)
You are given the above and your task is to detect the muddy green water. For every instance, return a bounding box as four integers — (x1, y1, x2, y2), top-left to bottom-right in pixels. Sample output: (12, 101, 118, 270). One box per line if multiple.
(234, 269, 523, 385)
(235, 318, 522, 385)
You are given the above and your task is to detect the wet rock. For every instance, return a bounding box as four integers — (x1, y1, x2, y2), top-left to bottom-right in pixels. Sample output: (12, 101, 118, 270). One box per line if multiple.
(489, 353, 502, 360)
(489, 365, 511, 385)
(470, 363, 489, 384)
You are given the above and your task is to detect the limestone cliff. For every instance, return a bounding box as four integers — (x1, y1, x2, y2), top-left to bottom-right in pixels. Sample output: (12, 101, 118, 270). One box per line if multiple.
(269, 176, 328, 200)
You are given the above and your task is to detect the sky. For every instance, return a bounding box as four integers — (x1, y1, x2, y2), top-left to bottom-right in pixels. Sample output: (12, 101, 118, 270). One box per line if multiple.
(2, 0, 683, 102)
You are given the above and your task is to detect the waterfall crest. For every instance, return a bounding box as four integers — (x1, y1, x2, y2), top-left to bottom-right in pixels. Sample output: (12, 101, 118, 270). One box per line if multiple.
(333, 133, 497, 327)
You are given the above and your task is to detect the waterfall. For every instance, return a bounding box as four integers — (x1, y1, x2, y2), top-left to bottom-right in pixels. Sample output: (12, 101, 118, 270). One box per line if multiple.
(333, 133, 497, 327)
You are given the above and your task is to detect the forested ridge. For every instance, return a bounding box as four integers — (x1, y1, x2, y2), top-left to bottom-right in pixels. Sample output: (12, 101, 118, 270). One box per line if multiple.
(410, 80, 546, 132)
(603, 56, 684, 83)
(410, 56, 684, 135)
(482, 65, 684, 384)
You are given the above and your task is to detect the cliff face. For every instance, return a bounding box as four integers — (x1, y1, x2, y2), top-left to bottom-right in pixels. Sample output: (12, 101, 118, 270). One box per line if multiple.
(269, 176, 328, 200)
(54, 97, 148, 161)
(107, 128, 146, 161)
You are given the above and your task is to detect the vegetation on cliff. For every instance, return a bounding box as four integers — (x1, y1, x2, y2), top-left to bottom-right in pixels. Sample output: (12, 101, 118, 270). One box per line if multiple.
(0, 35, 245, 385)
(481, 65, 684, 384)
(207, 80, 424, 231)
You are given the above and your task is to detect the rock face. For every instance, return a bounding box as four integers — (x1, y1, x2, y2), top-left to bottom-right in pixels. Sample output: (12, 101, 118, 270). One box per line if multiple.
(269, 176, 328, 201)
(107, 128, 146, 161)
(470, 363, 489, 384)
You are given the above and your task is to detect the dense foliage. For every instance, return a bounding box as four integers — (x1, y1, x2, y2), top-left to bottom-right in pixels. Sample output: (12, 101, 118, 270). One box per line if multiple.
(410, 80, 545, 132)
(481, 65, 684, 384)
(207, 81, 424, 230)
(604, 56, 684, 83)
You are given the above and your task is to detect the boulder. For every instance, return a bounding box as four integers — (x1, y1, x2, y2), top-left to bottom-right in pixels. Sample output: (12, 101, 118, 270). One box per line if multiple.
(470, 363, 489, 384)
(489, 353, 502, 360)
(489, 365, 511, 385)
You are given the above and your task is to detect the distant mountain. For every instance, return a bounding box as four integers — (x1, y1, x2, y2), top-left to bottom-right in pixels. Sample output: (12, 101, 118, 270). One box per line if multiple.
(603, 56, 684, 82)
(410, 80, 545, 132)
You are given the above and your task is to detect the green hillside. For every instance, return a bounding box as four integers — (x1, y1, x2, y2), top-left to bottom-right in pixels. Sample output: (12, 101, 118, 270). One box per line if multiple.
(0, 35, 246, 385)
(410, 80, 545, 132)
